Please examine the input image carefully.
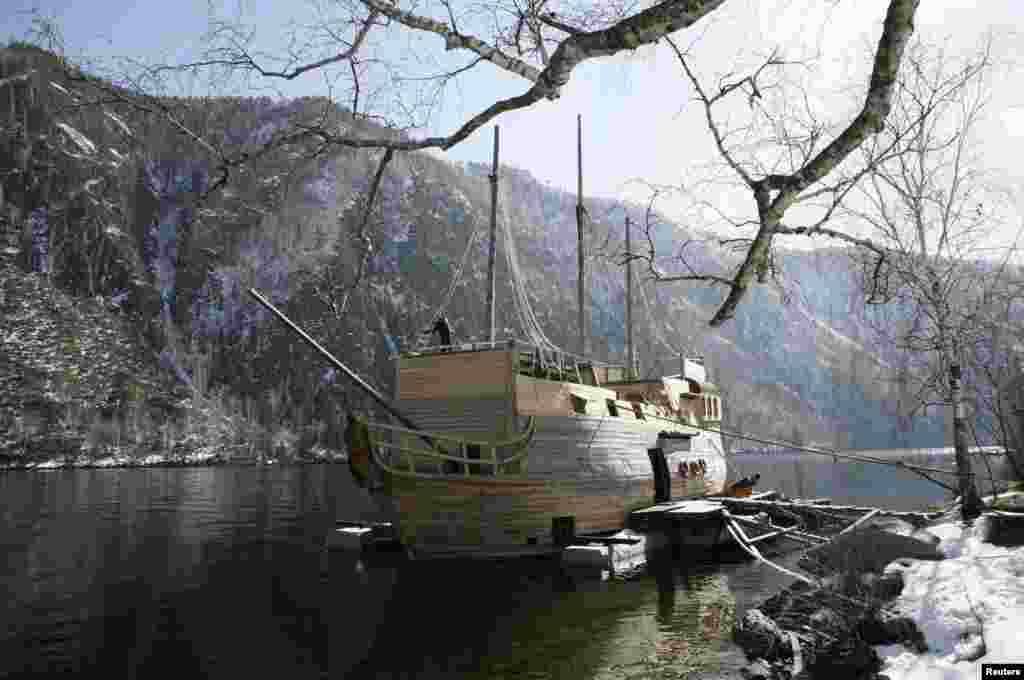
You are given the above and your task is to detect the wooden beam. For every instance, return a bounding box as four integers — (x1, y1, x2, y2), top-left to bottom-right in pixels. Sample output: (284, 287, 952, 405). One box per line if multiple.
(719, 497, 940, 522)
(838, 508, 882, 536)
(722, 510, 819, 586)
(727, 512, 828, 545)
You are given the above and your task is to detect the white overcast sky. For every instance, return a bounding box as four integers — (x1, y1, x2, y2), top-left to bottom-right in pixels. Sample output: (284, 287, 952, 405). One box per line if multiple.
(5, 0, 1024, 251)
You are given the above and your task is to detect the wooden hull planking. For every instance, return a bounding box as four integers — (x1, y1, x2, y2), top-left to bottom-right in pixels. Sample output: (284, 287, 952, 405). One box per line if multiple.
(373, 414, 727, 556)
(372, 345, 728, 557)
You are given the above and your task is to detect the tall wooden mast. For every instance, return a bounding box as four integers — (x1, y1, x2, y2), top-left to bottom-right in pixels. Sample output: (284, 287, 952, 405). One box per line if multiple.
(486, 126, 500, 342)
(625, 215, 634, 379)
(576, 114, 587, 356)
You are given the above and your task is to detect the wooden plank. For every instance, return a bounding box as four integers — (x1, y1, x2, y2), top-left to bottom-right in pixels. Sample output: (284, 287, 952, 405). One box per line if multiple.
(514, 375, 619, 416)
(666, 500, 723, 517)
(398, 349, 512, 400)
(721, 510, 818, 586)
(727, 513, 828, 545)
(745, 526, 797, 544)
(838, 508, 882, 535)
(719, 497, 940, 521)
(395, 396, 512, 440)
(384, 470, 662, 554)
(631, 501, 693, 515)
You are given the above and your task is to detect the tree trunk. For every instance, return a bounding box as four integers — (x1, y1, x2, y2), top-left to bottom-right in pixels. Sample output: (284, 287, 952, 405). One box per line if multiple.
(951, 364, 983, 521)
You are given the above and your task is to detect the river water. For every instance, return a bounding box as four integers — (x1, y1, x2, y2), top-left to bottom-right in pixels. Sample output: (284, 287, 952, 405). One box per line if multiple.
(0, 451, 1012, 679)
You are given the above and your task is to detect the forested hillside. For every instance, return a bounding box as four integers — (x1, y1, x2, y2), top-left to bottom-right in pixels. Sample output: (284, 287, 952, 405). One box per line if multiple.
(0, 44, 950, 465)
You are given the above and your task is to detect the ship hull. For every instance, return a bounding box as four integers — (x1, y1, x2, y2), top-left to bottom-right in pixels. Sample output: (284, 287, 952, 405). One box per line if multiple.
(371, 414, 727, 557)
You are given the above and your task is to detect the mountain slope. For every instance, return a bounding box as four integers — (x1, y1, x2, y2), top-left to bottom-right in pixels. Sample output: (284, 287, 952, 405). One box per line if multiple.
(0, 43, 950, 463)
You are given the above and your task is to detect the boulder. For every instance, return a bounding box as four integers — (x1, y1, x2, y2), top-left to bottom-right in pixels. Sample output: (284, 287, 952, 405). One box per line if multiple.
(740, 659, 776, 680)
(734, 609, 792, 661)
(909, 528, 941, 547)
(870, 571, 905, 600)
(977, 511, 1024, 547)
(798, 526, 943, 576)
(857, 615, 927, 652)
(808, 607, 844, 632)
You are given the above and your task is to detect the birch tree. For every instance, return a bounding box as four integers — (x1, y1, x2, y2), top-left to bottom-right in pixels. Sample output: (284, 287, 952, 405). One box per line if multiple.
(848, 40, 1020, 517)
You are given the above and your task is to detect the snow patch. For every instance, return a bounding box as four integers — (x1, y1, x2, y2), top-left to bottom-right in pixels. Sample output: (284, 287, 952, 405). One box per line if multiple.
(877, 520, 1024, 680)
(103, 110, 133, 137)
(55, 122, 96, 155)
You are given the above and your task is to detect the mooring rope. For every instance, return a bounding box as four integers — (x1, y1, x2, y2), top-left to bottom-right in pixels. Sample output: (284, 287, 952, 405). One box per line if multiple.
(637, 409, 1006, 484)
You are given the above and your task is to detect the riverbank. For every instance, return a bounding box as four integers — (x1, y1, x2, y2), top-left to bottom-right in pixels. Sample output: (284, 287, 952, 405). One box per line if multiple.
(733, 492, 1024, 679)
(875, 494, 1024, 680)
(0, 442, 348, 470)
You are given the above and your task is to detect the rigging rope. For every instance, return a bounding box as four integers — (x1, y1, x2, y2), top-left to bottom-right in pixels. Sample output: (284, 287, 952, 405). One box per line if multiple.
(634, 263, 685, 359)
(415, 223, 481, 347)
(638, 409, 1007, 484)
(498, 201, 561, 353)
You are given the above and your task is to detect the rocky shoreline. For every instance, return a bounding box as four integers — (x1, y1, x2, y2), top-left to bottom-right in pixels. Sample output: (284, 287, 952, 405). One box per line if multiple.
(0, 440, 348, 470)
(733, 560, 927, 680)
(732, 498, 1024, 680)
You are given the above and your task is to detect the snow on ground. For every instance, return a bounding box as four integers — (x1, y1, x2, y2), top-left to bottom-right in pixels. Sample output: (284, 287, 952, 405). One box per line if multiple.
(876, 519, 1024, 680)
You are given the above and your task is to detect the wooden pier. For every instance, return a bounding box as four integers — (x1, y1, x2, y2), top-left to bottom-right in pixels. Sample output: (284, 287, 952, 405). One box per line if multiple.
(327, 491, 944, 581)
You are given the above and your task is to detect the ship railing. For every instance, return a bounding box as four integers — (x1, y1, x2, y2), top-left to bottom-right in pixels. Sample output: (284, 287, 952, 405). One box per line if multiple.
(398, 339, 518, 357)
(397, 338, 619, 369)
(358, 416, 536, 478)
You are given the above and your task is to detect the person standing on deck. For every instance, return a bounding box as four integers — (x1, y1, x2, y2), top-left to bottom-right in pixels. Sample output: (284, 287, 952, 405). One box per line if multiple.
(426, 315, 452, 350)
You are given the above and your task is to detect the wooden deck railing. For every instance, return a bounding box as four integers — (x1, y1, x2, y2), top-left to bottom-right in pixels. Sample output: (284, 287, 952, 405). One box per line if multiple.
(357, 416, 536, 478)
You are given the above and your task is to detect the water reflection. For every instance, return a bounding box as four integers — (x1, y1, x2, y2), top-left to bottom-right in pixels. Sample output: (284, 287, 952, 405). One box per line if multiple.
(2, 450, 1010, 678)
(332, 546, 745, 680)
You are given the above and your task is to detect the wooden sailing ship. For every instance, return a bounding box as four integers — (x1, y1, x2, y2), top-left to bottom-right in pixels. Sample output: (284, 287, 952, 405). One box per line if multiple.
(345, 121, 725, 557)
(252, 121, 728, 558)
(350, 344, 727, 557)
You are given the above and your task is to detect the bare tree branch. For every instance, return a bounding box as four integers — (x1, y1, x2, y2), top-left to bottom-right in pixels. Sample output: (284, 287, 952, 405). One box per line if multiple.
(339, 147, 395, 315)
(163, 10, 381, 81)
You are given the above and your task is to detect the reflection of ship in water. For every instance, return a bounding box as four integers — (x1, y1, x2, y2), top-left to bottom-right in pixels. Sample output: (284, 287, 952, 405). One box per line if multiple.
(603, 560, 738, 677)
(335, 554, 738, 680)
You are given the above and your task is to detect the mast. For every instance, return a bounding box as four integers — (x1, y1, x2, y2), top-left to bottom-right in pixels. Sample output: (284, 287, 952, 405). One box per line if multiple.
(576, 114, 587, 357)
(486, 126, 500, 342)
(625, 215, 634, 379)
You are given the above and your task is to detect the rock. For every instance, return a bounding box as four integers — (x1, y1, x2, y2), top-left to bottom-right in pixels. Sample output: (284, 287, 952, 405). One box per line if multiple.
(870, 571, 904, 600)
(734, 609, 792, 661)
(977, 511, 1024, 547)
(762, 588, 793, 617)
(954, 634, 986, 662)
(740, 659, 775, 680)
(809, 607, 844, 632)
(858, 615, 927, 652)
(798, 526, 943, 577)
(909, 528, 941, 547)
(808, 636, 882, 680)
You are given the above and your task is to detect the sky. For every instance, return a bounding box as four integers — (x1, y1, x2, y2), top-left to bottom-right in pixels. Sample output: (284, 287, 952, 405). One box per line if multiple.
(4, 0, 1024, 253)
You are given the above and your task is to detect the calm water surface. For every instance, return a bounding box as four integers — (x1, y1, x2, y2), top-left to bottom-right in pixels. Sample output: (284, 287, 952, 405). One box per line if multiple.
(1, 451, 1002, 679)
